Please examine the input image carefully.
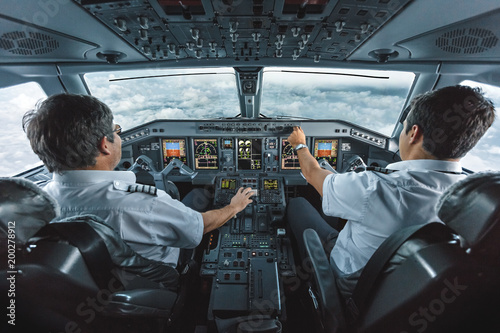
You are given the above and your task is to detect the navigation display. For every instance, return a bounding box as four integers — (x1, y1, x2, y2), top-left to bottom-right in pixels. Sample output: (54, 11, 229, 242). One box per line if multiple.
(237, 138, 262, 170)
(162, 138, 187, 167)
(281, 139, 300, 170)
(194, 139, 219, 170)
(313, 139, 338, 169)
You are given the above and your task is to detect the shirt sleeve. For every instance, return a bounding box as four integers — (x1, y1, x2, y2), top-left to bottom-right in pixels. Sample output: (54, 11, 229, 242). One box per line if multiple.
(119, 190, 204, 249)
(321, 172, 373, 221)
(152, 191, 204, 248)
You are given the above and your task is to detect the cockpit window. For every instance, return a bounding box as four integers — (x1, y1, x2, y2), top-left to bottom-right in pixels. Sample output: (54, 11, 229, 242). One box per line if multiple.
(0, 82, 45, 176)
(85, 68, 240, 130)
(459, 80, 500, 172)
(261, 68, 415, 136)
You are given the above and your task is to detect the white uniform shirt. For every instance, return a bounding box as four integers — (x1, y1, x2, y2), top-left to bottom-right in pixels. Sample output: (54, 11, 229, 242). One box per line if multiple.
(44, 170, 204, 267)
(322, 159, 466, 275)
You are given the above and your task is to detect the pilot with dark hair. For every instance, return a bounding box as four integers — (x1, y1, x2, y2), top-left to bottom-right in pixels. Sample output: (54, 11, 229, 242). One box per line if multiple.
(286, 85, 496, 299)
(23, 93, 255, 270)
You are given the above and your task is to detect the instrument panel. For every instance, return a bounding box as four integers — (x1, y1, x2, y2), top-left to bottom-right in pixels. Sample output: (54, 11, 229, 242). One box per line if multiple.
(155, 137, 339, 174)
(119, 120, 389, 185)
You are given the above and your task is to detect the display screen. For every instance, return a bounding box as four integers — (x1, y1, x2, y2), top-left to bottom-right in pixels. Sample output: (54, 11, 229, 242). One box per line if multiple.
(263, 179, 278, 190)
(194, 139, 219, 170)
(162, 138, 187, 167)
(221, 178, 237, 190)
(313, 139, 338, 169)
(281, 139, 300, 170)
(222, 138, 233, 149)
(237, 138, 262, 170)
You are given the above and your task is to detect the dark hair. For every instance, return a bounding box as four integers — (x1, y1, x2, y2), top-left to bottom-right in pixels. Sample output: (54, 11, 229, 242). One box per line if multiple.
(22, 93, 115, 173)
(405, 85, 496, 159)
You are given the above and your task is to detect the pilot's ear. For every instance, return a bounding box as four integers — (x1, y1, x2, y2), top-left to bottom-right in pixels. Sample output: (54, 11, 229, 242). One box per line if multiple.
(98, 136, 112, 155)
(408, 124, 424, 144)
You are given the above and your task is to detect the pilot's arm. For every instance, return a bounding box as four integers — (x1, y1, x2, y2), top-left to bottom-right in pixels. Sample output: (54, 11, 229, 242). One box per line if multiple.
(287, 126, 333, 197)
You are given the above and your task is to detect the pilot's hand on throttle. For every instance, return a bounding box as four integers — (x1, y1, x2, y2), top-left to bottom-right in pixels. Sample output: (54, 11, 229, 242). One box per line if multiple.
(230, 187, 256, 212)
(287, 126, 306, 148)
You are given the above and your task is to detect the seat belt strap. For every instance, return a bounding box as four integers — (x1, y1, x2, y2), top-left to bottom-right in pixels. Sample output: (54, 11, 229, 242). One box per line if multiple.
(347, 222, 452, 320)
(37, 222, 118, 290)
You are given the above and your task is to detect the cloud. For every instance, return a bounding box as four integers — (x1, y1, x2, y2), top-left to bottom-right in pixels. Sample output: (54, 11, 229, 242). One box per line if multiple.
(0, 82, 46, 176)
(487, 146, 500, 155)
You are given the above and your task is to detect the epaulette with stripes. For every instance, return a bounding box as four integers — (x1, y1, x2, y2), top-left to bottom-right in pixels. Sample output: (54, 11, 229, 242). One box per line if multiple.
(355, 166, 397, 174)
(113, 181, 158, 196)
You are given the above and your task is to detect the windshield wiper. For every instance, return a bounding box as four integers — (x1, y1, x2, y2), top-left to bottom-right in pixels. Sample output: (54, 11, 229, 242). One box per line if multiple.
(275, 115, 313, 120)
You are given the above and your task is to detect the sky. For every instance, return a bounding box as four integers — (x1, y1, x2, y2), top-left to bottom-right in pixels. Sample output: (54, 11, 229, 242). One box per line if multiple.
(1, 70, 499, 176)
(0, 82, 47, 176)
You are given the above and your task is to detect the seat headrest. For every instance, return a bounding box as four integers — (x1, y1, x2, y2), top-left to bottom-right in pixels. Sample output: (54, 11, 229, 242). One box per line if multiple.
(436, 171, 500, 256)
(0, 177, 60, 244)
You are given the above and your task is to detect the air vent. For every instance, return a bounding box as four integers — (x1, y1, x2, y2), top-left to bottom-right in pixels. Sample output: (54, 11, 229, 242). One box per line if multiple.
(436, 28, 498, 54)
(0, 31, 59, 55)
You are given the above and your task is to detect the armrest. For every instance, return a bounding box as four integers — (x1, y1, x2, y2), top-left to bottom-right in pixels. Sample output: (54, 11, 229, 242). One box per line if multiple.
(103, 289, 178, 317)
(303, 228, 347, 332)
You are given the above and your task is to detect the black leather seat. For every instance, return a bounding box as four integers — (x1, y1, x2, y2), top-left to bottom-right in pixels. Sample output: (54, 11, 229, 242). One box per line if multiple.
(303, 171, 500, 333)
(0, 177, 189, 332)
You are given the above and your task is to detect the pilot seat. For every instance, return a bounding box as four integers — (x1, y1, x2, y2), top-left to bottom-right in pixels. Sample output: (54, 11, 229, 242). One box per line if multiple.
(303, 171, 500, 333)
(0, 177, 194, 333)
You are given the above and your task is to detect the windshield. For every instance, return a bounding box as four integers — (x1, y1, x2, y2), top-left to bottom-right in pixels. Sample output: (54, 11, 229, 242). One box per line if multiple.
(86, 67, 415, 136)
(459, 80, 500, 172)
(261, 68, 415, 136)
(85, 68, 240, 130)
(0, 82, 46, 176)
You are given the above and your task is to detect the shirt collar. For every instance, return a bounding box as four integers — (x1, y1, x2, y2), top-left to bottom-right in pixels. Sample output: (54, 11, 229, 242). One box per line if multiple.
(386, 159, 463, 173)
(52, 170, 136, 184)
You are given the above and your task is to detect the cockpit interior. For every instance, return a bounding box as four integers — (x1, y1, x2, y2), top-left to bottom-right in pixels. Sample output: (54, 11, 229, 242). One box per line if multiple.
(1, 1, 500, 332)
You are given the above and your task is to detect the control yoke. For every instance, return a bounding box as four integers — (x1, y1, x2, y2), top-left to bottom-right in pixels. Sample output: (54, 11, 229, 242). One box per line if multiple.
(161, 158, 198, 179)
(317, 158, 338, 174)
(317, 155, 367, 174)
(128, 155, 198, 192)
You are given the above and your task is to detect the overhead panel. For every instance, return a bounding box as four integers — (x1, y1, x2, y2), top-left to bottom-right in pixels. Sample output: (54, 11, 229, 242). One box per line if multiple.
(74, 0, 412, 63)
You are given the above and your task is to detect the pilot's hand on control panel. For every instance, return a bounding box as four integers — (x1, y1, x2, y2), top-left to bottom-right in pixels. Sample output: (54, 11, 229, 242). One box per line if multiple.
(287, 126, 307, 148)
(230, 187, 256, 213)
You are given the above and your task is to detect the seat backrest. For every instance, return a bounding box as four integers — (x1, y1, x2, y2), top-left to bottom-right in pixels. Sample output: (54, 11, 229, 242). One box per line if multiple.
(0, 177, 179, 332)
(0, 176, 59, 245)
(437, 171, 500, 262)
(355, 172, 500, 333)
